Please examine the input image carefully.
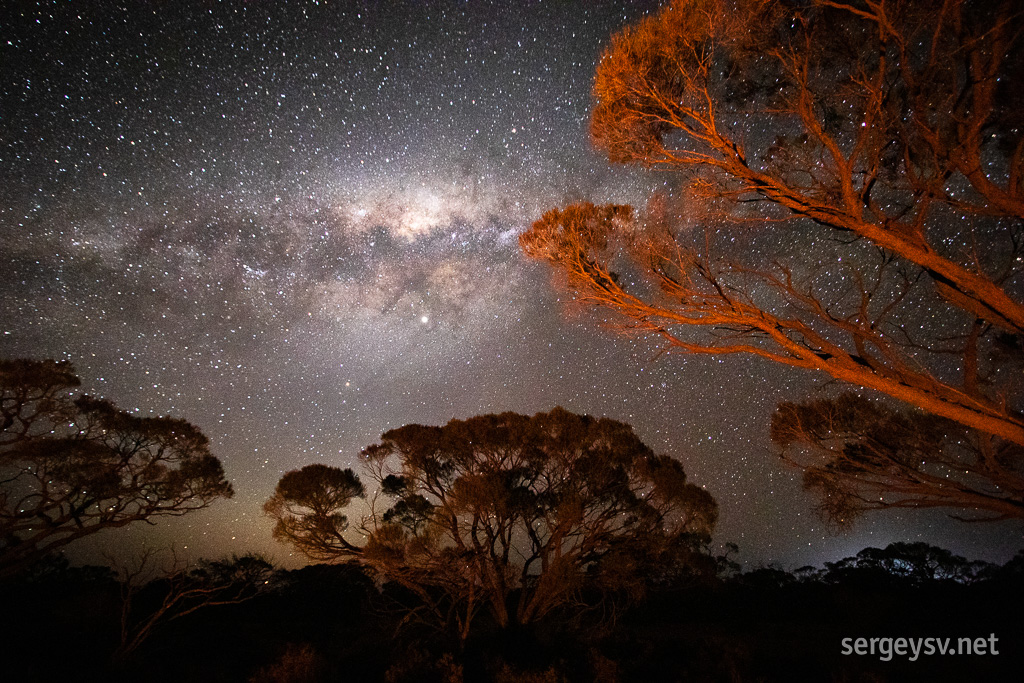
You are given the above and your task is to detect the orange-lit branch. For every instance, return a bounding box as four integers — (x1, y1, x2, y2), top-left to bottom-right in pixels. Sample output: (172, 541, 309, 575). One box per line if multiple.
(589, 0, 1024, 334)
(521, 203, 1024, 447)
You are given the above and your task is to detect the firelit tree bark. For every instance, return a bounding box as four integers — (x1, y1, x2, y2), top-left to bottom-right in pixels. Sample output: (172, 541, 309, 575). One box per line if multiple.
(588, 0, 1024, 333)
(521, 0, 1024, 521)
(521, 203, 1024, 447)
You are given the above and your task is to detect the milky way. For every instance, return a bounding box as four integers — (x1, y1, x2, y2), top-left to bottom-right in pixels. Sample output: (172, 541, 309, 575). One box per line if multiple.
(1, 0, 1017, 568)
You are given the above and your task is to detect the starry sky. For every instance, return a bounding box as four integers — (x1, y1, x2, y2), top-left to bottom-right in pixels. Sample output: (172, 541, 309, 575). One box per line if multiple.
(1, 0, 1018, 569)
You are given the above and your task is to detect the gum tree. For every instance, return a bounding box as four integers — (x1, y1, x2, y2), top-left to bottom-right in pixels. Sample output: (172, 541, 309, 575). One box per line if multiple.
(520, 0, 1024, 521)
(266, 408, 716, 637)
(1, 359, 234, 578)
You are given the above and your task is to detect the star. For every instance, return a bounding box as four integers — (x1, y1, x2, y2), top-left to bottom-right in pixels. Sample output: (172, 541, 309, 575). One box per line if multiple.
(0, 0, 1015, 570)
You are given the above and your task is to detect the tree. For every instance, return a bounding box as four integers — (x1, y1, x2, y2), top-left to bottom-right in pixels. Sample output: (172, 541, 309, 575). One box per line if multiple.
(266, 408, 717, 637)
(0, 359, 234, 578)
(821, 541, 991, 585)
(520, 0, 1024, 517)
(771, 393, 1024, 526)
(264, 463, 366, 562)
(587, 0, 1024, 332)
(110, 549, 274, 662)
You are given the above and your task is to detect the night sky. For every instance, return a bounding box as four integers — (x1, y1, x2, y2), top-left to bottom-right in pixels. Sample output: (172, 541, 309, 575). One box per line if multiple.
(1, 0, 1018, 569)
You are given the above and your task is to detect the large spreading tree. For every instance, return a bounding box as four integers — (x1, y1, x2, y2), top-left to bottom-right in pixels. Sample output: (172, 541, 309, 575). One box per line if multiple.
(266, 407, 716, 637)
(0, 359, 234, 578)
(520, 0, 1024, 523)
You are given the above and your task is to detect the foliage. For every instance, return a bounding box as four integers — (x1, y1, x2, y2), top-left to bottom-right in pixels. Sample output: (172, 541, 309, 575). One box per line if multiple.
(819, 541, 993, 585)
(520, 0, 1024, 521)
(772, 393, 1024, 526)
(112, 550, 275, 661)
(266, 408, 717, 636)
(0, 359, 233, 578)
(264, 464, 365, 561)
(249, 643, 327, 683)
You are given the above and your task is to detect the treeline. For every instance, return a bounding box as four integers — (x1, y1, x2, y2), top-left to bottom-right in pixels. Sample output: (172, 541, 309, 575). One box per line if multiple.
(3, 361, 1022, 680)
(5, 541, 1022, 683)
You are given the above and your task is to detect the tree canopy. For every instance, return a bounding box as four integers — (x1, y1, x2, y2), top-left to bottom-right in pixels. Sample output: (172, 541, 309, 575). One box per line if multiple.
(264, 463, 366, 562)
(112, 551, 274, 661)
(771, 393, 1024, 527)
(818, 541, 992, 585)
(520, 0, 1024, 522)
(266, 407, 717, 636)
(0, 359, 233, 578)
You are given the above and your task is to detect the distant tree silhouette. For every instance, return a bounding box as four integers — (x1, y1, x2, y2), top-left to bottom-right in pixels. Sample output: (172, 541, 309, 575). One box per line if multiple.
(987, 548, 1024, 581)
(266, 408, 717, 637)
(264, 464, 365, 561)
(0, 359, 233, 578)
(821, 541, 991, 585)
(520, 0, 1024, 523)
